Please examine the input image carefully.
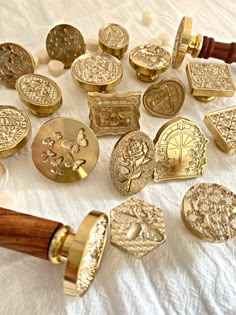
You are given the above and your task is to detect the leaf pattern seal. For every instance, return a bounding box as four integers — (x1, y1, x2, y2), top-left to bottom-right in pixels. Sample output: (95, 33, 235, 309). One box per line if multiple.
(110, 130, 155, 195)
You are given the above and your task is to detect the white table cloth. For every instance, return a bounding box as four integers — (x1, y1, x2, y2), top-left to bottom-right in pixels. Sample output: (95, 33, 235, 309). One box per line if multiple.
(0, 0, 236, 314)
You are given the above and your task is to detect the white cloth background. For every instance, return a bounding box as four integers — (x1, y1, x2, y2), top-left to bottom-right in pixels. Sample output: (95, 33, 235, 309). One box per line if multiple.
(0, 0, 236, 314)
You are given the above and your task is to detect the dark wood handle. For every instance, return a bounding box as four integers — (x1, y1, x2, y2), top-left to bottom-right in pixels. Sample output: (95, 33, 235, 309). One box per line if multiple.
(199, 36, 236, 63)
(0, 207, 62, 260)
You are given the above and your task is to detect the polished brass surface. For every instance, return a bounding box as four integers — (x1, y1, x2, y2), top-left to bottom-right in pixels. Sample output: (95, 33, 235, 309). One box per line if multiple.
(110, 198, 166, 258)
(204, 106, 236, 154)
(31, 117, 99, 183)
(0, 105, 31, 158)
(186, 62, 235, 102)
(129, 44, 171, 82)
(110, 130, 155, 195)
(71, 53, 123, 92)
(143, 77, 185, 118)
(182, 183, 236, 242)
(0, 43, 35, 88)
(16, 74, 63, 116)
(153, 116, 208, 182)
(172, 17, 203, 68)
(88, 91, 141, 136)
(46, 24, 86, 68)
(98, 23, 129, 59)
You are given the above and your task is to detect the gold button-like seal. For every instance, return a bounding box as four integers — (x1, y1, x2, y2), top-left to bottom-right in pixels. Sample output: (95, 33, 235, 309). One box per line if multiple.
(0, 43, 35, 88)
(32, 117, 99, 183)
(98, 23, 129, 59)
(71, 53, 123, 92)
(16, 74, 63, 117)
(46, 24, 86, 68)
(0, 105, 31, 158)
(129, 44, 171, 82)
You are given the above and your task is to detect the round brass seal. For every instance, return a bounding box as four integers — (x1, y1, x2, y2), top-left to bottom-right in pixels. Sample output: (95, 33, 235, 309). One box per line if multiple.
(16, 74, 62, 116)
(0, 105, 31, 158)
(32, 117, 99, 183)
(46, 24, 86, 68)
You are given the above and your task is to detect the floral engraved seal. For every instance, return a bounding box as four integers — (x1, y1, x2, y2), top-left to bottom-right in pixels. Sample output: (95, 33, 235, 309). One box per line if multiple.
(110, 130, 155, 195)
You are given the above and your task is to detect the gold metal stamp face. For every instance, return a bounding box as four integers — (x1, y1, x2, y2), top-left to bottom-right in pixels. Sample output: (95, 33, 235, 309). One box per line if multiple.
(46, 24, 86, 68)
(153, 117, 208, 182)
(110, 198, 166, 258)
(16, 74, 62, 117)
(0, 105, 31, 158)
(204, 106, 236, 154)
(110, 130, 155, 195)
(71, 53, 123, 92)
(182, 183, 236, 242)
(98, 23, 129, 59)
(88, 91, 141, 136)
(0, 43, 35, 88)
(143, 77, 185, 118)
(32, 117, 99, 183)
(129, 44, 171, 82)
(186, 62, 235, 102)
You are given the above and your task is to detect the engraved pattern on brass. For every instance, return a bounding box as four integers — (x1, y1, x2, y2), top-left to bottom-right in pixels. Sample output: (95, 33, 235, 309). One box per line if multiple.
(143, 78, 185, 118)
(71, 53, 123, 92)
(153, 117, 208, 182)
(88, 91, 141, 136)
(46, 24, 86, 68)
(16, 74, 62, 116)
(110, 130, 155, 195)
(98, 23, 129, 59)
(186, 62, 235, 101)
(32, 118, 99, 183)
(0, 106, 31, 158)
(110, 198, 166, 258)
(204, 106, 236, 154)
(0, 43, 34, 88)
(129, 44, 171, 82)
(182, 183, 236, 242)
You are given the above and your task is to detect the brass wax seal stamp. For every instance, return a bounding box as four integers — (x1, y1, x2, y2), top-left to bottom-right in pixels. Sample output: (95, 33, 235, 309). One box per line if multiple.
(16, 74, 63, 117)
(71, 53, 123, 92)
(110, 198, 166, 258)
(182, 183, 236, 242)
(46, 24, 86, 68)
(204, 106, 236, 154)
(186, 62, 235, 102)
(32, 117, 99, 183)
(110, 130, 155, 195)
(143, 77, 185, 118)
(88, 91, 141, 136)
(0, 43, 35, 88)
(98, 23, 129, 59)
(129, 44, 171, 82)
(0, 105, 31, 158)
(153, 117, 208, 182)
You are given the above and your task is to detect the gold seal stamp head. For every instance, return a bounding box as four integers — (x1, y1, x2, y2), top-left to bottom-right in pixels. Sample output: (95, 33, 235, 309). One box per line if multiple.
(98, 23, 129, 59)
(129, 44, 171, 82)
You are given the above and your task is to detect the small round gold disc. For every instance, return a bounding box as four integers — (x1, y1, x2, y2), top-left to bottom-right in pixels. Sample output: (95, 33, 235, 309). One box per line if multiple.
(71, 53, 123, 92)
(182, 183, 236, 242)
(31, 117, 99, 183)
(98, 23, 129, 59)
(143, 78, 186, 118)
(16, 74, 63, 116)
(46, 24, 86, 68)
(0, 43, 35, 88)
(110, 130, 155, 195)
(0, 105, 31, 158)
(129, 44, 171, 82)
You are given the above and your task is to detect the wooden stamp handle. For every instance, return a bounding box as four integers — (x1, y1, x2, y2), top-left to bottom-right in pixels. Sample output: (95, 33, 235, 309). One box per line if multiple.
(199, 36, 236, 63)
(0, 207, 62, 260)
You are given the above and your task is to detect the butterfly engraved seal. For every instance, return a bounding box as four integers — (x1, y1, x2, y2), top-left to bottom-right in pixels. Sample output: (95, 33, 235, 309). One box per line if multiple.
(110, 198, 166, 258)
(31, 118, 99, 183)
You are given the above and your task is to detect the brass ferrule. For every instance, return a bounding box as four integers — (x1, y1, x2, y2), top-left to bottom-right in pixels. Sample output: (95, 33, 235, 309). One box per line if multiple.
(187, 33, 203, 58)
